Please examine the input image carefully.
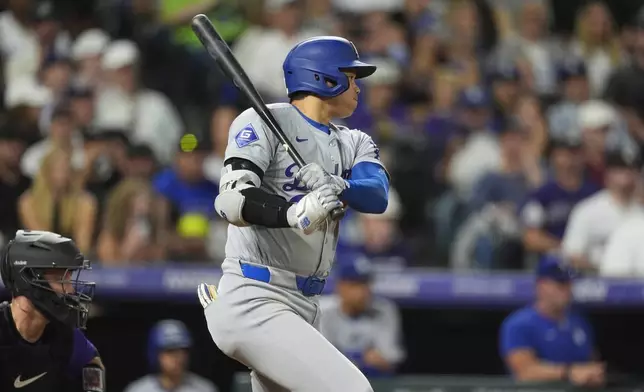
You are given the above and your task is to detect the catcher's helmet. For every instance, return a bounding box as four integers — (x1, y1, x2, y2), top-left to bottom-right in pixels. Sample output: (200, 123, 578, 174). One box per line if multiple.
(0, 230, 95, 329)
(283, 36, 376, 98)
(147, 319, 192, 370)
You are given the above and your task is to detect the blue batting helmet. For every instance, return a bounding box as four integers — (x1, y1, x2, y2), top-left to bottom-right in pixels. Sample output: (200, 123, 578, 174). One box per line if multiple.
(147, 319, 192, 370)
(283, 36, 377, 98)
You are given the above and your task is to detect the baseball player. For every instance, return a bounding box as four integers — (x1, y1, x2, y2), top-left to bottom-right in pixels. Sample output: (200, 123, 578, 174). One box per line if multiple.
(197, 36, 389, 392)
(0, 230, 105, 392)
(123, 320, 218, 392)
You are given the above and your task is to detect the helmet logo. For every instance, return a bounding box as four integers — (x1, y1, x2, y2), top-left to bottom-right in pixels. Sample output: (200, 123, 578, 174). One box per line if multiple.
(13, 260, 27, 266)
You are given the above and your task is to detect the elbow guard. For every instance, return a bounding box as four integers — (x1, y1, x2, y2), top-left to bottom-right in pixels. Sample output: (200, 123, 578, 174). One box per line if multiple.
(215, 183, 254, 226)
(215, 165, 261, 227)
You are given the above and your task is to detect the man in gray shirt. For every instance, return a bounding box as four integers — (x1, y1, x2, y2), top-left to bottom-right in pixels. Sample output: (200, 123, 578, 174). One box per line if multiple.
(124, 320, 217, 392)
(319, 256, 406, 377)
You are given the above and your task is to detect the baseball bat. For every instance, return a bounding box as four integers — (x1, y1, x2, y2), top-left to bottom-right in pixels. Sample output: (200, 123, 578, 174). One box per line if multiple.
(190, 14, 345, 220)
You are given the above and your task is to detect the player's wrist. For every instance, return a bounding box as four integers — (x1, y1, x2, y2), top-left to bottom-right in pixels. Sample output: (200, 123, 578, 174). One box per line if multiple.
(286, 204, 299, 228)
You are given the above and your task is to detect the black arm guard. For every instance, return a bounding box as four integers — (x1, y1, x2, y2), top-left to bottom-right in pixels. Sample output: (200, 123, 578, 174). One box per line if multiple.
(225, 158, 293, 228)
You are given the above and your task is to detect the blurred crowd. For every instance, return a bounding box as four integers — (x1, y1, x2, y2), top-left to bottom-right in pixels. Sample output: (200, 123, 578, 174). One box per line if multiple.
(2, 0, 644, 276)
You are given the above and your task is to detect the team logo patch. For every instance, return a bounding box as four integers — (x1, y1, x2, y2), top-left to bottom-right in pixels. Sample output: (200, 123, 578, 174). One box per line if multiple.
(235, 124, 259, 148)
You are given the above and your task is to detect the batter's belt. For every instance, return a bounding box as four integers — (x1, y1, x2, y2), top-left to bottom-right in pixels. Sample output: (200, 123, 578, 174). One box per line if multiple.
(221, 259, 326, 297)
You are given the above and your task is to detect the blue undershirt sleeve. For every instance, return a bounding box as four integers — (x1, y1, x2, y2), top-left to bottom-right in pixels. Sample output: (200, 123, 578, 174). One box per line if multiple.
(341, 162, 389, 214)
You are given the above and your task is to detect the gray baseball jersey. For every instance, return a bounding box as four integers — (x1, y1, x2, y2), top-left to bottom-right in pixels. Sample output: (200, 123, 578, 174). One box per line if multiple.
(222, 103, 383, 277)
(318, 295, 406, 365)
(123, 373, 217, 392)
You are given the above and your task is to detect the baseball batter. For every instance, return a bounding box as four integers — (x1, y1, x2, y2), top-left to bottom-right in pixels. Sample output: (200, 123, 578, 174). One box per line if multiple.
(197, 36, 390, 391)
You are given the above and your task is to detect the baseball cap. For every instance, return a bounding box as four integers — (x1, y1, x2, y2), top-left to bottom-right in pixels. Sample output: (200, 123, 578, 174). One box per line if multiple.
(101, 40, 139, 70)
(578, 100, 616, 131)
(547, 135, 582, 156)
(150, 320, 192, 350)
(72, 29, 110, 61)
(488, 64, 520, 82)
(558, 57, 587, 81)
(336, 255, 374, 283)
(265, 0, 299, 12)
(536, 255, 577, 282)
(605, 148, 641, 169)
(458, 86, 490, 108)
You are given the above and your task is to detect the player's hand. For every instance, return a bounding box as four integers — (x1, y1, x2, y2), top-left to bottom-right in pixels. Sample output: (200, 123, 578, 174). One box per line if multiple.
(569, 363, 605, 387)
(197, 283, 218, 309)
(295, 163, 347, 194)
(287, 184, 342, 234)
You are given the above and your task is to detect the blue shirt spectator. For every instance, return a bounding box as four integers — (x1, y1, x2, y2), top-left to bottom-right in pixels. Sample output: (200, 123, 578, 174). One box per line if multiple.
(499, 256, 604, 387)
(152, 145, 218, 260)
(520, 137, 599, 255)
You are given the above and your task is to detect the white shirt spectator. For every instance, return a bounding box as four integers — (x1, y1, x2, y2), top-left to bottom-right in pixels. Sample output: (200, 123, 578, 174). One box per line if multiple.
(331, 0, 403, 13)
(447, 133, 501, 200)
(94, 88, 182, 164)
(233, 26, 323, 101)
(20, 135, 85, 178)
(570, 41, 622, 97)
(562, 190, 644, 267)
(0, 10, 37, 59)
(600, 214, 644, 277)
(93, 40, 182, 164)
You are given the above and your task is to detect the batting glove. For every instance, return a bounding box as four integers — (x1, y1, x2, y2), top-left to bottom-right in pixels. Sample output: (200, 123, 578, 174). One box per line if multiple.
(287, 183, 343, 234)
(295, 163, 348, 194)
(197, 283, 218, 309)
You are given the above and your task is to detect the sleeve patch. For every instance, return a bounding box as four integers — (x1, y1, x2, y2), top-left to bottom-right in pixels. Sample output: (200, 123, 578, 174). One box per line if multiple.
(235, 124, 260, 148)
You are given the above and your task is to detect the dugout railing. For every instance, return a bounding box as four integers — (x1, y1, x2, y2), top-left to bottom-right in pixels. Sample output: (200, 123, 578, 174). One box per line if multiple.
(232, 373, 644, 392)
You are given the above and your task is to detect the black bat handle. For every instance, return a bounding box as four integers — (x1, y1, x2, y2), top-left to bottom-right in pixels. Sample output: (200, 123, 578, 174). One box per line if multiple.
(330, 207, 345, 221)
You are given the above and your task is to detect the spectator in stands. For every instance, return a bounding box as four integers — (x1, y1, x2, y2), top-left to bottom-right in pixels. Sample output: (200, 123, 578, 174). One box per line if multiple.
(153, 139, 218, 261)
(547, 57, 590, 140)
(124, 143, 157, 180)
(600, 205, 644, 277)
(470, 118, 541, 212)
(232, 0, 324, 101)
(124, 319, 218, 392)
(0, 0, 37, 62)
(0, 124, 30, 245)
(354, 188, 407, 268)
(97, 178, 167, 264)
(70, 28, 110, 89)
(4, 1, 71, 84)
(562, 149, 642, 272)
(570, 1, 623, 97)
(496, 0, 561, 98)
(360, 10, 409, 66)
(3, 76, 52, 145)
(514, 93, 548, 162)
(320, 256, 406, 377)
(452, 118, 535, 270)
(521, 138, 598, 256)
(39, 56, 73, 103)
(603, 7, 644, 110)
(20, 104, 84, 178)
(489, 63, 521, 133)
(578, 100, 618, 187)
(447, 86, 499, 201)
(18, 148, 97, 253)
(82, 130, 130, 207)
(441, 0, 483, 88)
(500, 255, 604, 387)
(345, 58, 407, 143)
(93, 40, 183, 165)
(66, 83, 95, 135)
